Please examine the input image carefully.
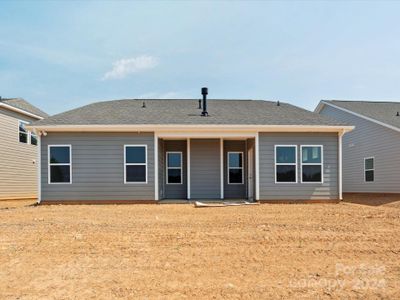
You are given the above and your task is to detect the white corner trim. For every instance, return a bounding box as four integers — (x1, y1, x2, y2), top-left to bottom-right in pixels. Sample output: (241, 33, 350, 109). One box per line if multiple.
(0, 102, 44, 120)
(220, 138, 224, 199)
(187, 138, 191, 200)
(37, 134, 42, 204)
(316, 101, 400, 133)
(255, 133, 260, 200)
(338, 131, 344, 200)
(154, 133, 159, 200)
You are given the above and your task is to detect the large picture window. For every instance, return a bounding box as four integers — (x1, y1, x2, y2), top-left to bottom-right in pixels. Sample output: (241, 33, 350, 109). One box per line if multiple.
(48, 145, 71, 184)
(228, 152, 244, 184)
(364, 157, 374, 182)
(166, 152, 182, 184)
(124, 145, 147, 183)
(275, 145, 297, 183)
(301, 145, 323, 183)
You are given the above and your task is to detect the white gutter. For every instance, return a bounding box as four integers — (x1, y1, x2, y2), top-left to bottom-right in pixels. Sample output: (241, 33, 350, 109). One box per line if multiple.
(27, 124, 354, 133)
(0, 102, 44, 120)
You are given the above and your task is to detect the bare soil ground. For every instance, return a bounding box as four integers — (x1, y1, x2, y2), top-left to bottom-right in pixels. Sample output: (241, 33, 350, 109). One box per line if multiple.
(0, 201, 399, 299)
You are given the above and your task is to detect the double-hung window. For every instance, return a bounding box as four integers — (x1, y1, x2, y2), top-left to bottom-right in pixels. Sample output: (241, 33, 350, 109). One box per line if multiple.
(18, 120, 37, 145)
(124, 145, 147, 183)
(364, 157, 374, 182)
(48, 145, 72, 184)
(275, 145, 297, 183)
(301, 145, 323, 183)
(228, 152, 244, 184)
(19, 121, 29, 143)
(166, 152, 182, 184)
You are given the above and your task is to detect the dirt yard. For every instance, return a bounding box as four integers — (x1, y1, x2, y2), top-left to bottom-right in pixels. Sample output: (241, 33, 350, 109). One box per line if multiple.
(0, 201, 399, 299)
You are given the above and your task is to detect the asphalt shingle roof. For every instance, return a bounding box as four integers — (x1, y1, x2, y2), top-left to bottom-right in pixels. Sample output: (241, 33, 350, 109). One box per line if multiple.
(0, 98, 48, 118)
(33, 99, 347, 127)
(323, 100, 400, 129)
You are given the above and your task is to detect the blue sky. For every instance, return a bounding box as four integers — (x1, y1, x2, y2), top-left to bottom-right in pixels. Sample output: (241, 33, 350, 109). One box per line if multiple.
(1, 1, 400, 115)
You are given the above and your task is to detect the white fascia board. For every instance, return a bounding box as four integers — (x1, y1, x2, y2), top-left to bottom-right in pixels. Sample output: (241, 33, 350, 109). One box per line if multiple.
(0, 102, 44, 120)
(315, 101, 400, 133)
(27, 124, 354, 133)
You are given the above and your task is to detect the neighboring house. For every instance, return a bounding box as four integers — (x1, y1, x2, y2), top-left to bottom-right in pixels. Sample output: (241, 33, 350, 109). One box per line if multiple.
(28, 89, 353, 204)
(0, 98, 48, 200)
(316, 100, 400, 195)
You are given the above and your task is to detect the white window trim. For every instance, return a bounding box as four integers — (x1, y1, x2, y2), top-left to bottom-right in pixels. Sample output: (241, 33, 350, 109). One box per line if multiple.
(274, 145, 298, 184)
(48, 145, 72, 184)
(30, 131, 38, 145)
(300, 145, 324, 184)
(227, 151, 244, 185)
(124, 145, 148, 184)
(18, 120, 37, 146)
(18, 120, 30, 144)
(166, 151, 183, 185)
(364, 156, 375, 182)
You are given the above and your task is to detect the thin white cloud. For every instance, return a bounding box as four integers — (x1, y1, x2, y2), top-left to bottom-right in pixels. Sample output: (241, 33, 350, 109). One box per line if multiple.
(102, 55, 159, 80)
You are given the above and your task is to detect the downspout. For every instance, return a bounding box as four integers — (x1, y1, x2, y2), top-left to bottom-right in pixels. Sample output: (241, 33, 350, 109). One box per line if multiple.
(338, 130, 344, 201)
(37, 131, 42, 204)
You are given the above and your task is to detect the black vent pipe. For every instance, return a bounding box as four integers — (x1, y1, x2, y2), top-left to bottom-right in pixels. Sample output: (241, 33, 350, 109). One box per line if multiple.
(201, 87, 208, 116)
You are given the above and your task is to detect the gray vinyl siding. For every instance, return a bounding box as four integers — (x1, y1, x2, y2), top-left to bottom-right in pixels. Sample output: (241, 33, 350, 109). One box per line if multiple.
(320, 105, 400, 193)
(0, 107, 38, 199)
(40, 132, 155, 201)
(164, 140, 187, 199)
(190, 139, 221, 199)
(224, 140, 246, 199)
(259, 132, 338, 200)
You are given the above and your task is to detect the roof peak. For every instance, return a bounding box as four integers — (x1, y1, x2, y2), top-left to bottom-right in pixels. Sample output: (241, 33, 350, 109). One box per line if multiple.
(324, 99, 400, 104)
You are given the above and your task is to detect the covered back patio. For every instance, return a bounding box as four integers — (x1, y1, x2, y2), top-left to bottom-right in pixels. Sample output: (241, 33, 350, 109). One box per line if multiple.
(156, 133, 256, 201)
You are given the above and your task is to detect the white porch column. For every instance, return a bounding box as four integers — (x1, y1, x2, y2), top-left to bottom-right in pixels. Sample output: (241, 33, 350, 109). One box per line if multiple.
(187, 138, 191, 200)
(255, 132, 260, 201)
(220, 138, 224, 199)
(338, 130, 344, 200)
(154, 133, 159, 201)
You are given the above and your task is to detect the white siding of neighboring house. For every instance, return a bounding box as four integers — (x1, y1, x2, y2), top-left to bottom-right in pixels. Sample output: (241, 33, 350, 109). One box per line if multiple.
(320, 104, 400, 193)
(0, 107, 38, 200)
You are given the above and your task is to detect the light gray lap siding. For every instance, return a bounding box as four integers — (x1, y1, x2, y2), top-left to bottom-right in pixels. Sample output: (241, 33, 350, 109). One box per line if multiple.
(259, 132, 338, 200)
(320, 105, 400, 193)
(0, 107, 38, 199)
(190, 139, 221, 199)
(41, 132, 155, 201)
(224, 140, 246, 199)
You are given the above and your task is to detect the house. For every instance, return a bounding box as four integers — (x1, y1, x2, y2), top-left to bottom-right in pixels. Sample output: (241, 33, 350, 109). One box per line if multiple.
(28, 89, 353, 204)
(0, 98, 48, 200)
(316, 100, 400, 196)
